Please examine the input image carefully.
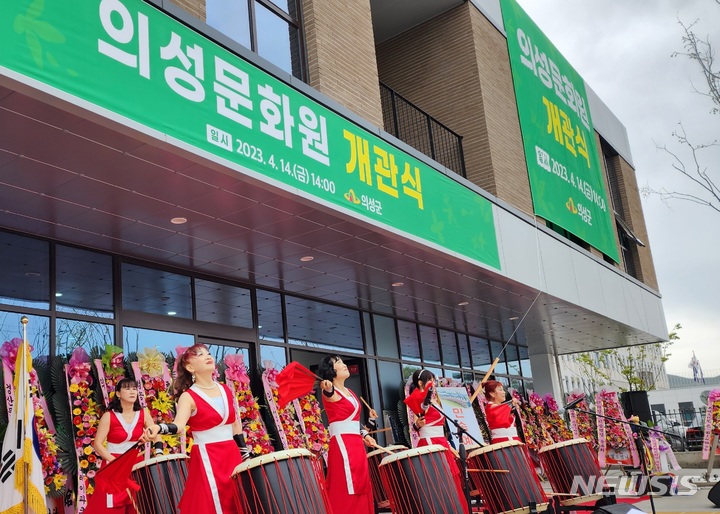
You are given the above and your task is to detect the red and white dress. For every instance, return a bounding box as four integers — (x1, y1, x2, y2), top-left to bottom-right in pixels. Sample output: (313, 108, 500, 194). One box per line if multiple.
(485, 402, 520, 443)
(323, 387, 374, 514)
(105, 410, 145, 459)
(178, 384, 245, 514)
(417, 404, 467, 513)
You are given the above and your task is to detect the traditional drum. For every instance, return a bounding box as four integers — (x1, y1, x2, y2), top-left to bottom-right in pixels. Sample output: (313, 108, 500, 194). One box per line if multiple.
(467, 440, 548, 514)
(379, 444, 464, 514)
(131, 454, 188, 514)
(538, 438, 603, 505)
(231, 448, 330, 514)
(367, 445, 407, 509)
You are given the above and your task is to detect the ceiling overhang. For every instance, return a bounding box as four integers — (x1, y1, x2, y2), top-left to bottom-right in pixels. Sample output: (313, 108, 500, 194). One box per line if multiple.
(370, 0, 466, 44)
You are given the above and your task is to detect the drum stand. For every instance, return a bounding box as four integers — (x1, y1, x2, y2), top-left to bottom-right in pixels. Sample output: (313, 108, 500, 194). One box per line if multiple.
(430, 402, 489, 514)
(565, 406, 679, 514)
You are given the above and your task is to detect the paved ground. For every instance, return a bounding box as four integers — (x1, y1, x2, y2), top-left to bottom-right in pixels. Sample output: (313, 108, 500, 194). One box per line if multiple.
(622, 468, 720, 513)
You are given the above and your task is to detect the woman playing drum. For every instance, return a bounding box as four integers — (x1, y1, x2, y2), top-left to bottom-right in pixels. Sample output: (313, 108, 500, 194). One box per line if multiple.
(318, 355, 376, 514)
(483, 380, 521, 444)
(145, 344, 250, 514)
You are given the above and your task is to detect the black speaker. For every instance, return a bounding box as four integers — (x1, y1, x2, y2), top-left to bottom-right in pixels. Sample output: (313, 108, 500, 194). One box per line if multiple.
(621, 391, 652, 424)
(709, 480, 720, 507)
(594, 504, 647, 514)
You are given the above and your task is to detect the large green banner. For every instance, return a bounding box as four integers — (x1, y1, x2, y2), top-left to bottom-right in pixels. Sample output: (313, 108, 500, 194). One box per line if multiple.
(501, 0, 619, 262)
(0, 0, 500, 269)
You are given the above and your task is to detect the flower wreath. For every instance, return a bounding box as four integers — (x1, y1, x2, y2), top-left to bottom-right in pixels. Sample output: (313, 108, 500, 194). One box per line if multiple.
(297, 391, 330, 457)
(223, 354, 274, 456)
(134, 346, 185, 455)
(595, 389, 639, 467)
(515, 390, 552, 452)
(262, 365, 307, 450)
(93, 344, 126, 406)
(66, 347, 101, 513)
(566, 391, 597, 448)
(702, 389, 720, 459)
(1, 338, 68, 496)
(541, 393, 573, 443)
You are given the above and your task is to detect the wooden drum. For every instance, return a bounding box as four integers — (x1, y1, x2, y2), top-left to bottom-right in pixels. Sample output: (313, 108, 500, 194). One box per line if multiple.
(379, 444, 464, 514)
(367, 445, 407, 509)
(231, 448, 330, 514)
(131, 454, 188, 514)
(538, 438, 603, 505)
(467, 440, 548, 514)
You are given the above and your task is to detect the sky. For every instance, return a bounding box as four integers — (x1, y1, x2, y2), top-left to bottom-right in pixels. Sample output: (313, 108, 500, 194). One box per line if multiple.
(515, 0, 720, 376)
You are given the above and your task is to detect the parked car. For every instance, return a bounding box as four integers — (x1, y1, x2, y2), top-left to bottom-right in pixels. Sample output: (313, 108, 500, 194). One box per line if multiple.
(651, 410, 687, 451)
(685, 425, 704, 451)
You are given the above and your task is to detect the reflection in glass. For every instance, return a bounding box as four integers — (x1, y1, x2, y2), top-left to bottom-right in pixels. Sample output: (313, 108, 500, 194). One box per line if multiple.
(258, 290, 284, 343)
(195, 279, 253, 328)
(439, 329, 459, 367)
(0, 311, 50, 358)
(203, 343, 250, 379)
(207, 0, 251, 48)
(519, 346, 532, 377)
(285, 296, 363, 354)
(56, 245, 113, 318)
(122, 264, 192, 319)
(0, 231, 50, 310)
(398, 320, 420, 362)
(489, 341, 507, 374)
(505, 344, 520, 376)
(402, 363, 421, 381)
(373, 314, 399, 359)
(469, 336, 491, 370)
(261, 344, 286, 370)
(418, 325, 440, 365)
(122, 326, 193, 356)
(255, 2, 300, 77)
(457, 334, 471, 368)
(56, 319, 114, 357)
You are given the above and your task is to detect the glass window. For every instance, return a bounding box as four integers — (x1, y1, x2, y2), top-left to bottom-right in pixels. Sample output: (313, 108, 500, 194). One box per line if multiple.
(255, 2, 300, 77)
(361, 312, 374, 356)
(56, 245, 113, 318)
(402, 363, 421, 381)
(285, 296, 363, 353)
(469, 336, 491, 371)
(505, 344, 520, 376)
(373, 314, 398, 359)
(0, 231, 49, 310)
(439, 329, 459, 367)
(257, 290, 284, 343)
(122, 263, 192, 319)
(378, 360, 402, 411)
(268, 0, 291, 14)
(202, 340, 250, 379)
(261, 344, 286, 370)
(195, 279, 253, 328)
(206, 0, 251, 48)
(418, 325, 440, 365)
(56, 318, 114, 356)
(397, 320, 420, 362)
(122, 326, 193, 356)
(489, 341, 507, 374)
(519, 346, 532, 377)
(0, 311, 50, 359)
(457, 334, 471, 368)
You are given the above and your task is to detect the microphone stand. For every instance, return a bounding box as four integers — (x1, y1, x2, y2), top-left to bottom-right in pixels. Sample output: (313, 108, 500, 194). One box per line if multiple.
(567, 406, 673, 514)
(430, 402, 485, 514)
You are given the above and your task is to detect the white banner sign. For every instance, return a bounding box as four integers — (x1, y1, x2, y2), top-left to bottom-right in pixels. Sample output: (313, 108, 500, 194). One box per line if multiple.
(436, 387, 485, 447)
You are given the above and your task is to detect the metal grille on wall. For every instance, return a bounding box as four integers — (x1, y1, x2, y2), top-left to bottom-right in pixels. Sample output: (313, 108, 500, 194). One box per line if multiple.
(380, 83, 466, 178)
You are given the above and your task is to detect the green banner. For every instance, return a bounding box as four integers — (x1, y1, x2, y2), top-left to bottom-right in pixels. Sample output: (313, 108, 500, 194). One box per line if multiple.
(501, 0, 619, 262)
(0, 0, 500, 270)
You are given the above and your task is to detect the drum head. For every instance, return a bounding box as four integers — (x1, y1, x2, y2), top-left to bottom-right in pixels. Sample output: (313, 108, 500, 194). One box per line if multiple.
(538, 438, 589, 453)
(233, 448, 313, 475)
(367, 445, 407, 459)
(379, 444, 447, 466)
(131, 453, 188, 471)
(468, 439, 523, 457)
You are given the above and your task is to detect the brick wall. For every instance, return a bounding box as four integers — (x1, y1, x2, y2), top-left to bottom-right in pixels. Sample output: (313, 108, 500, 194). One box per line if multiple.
(376, 3, 533, 215)
(302, 0, 383, 128)
(169, 0, 206, 21)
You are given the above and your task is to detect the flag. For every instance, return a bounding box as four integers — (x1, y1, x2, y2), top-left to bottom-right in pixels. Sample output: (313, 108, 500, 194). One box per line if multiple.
(84, 445, 142, 514)
(0, 337, 46, 514)
(276, 362, 317, 409)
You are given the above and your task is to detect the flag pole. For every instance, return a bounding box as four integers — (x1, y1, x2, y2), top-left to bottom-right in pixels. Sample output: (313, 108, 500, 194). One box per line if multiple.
(21, 315, 29, 514)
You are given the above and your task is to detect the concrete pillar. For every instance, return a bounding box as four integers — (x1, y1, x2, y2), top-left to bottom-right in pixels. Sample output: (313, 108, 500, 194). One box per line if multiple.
(529, 351, 563, 399)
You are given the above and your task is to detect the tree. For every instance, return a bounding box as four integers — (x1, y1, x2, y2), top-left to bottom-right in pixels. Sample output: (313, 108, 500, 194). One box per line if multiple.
(641, 9, 720, 213)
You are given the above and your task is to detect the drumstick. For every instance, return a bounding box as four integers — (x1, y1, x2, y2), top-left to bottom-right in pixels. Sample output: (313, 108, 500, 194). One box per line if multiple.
(469, 357, 500, 405)
(366, 427, 392, 435)
(467, 468, 510, 474)
(369, 442, 395, 455)
(360, 396, 374, 413)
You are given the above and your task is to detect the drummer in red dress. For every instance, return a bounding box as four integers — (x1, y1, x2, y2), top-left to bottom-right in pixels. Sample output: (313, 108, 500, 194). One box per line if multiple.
(145, 344, 251, 514)
(318, 355, 376, 514)
(407, 369, 467, 513)
(94, 377, 162, 463)
(483, 379, 521, 443)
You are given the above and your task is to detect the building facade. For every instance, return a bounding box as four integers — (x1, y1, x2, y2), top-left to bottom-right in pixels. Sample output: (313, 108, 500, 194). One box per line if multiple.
(0, 0, 666, 432)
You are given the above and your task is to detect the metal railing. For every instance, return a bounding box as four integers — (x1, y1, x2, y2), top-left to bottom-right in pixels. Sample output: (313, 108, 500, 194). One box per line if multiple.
(380, 83, 466, 178)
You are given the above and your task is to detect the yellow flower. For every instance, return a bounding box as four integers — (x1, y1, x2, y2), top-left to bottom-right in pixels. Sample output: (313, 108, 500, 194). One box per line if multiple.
(86, 484, 94, 495)
(137, 347, 165, 377)
(152, 390, 173, 413)
(83, 446, 92, 455)
(79, 459, 88, 469)
(53, 474, 67, 490)
(69, 384, 79, 393)
(73, 408, 81, 415)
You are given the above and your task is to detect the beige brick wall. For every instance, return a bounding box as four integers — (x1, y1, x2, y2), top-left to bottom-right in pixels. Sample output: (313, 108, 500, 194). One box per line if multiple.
(302, 0, 383, 128)
(169, 0, 206, 21)
(376, 3, 533, 215)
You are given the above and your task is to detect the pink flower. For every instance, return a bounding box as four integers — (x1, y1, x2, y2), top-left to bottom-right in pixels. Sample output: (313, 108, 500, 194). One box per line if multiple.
(1, 338, 33, 369)
(224, 354, 249, 383)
